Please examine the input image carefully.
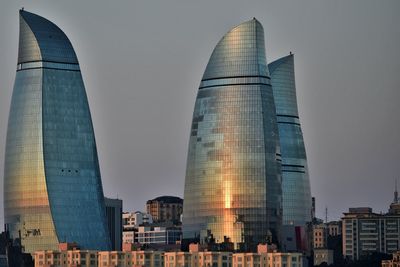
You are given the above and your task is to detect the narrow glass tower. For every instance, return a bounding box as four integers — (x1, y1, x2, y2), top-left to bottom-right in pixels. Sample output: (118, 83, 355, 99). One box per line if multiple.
(269, 54, 312, 227)
(182, 19, 282, 250)
(3, 10, 111, 253)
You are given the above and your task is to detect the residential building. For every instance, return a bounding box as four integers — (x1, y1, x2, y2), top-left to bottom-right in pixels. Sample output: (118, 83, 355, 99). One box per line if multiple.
(105, 197, 123, 251)
(98, 251, 130, 267)
(233, 245, 303, 267)
(165, 244, 232, 267)
(182, 18, 282, 250)
(232, 252, 303, 267)
(232, 253, 261, 267)
(121, 244, 164, 267)
(4, 9, 110, 253)
(146, 196, 183, 224)
(269, 54, 312, 252)
(129, 250, 164, 267)
(123, 211, 153, 230)
(136, 226, 181, 245)
(326, 221, 342, 237)
(342, 203, 400, 260)
(197, 251, 232, 266)
(33, 243, 302, 267)
(122, 231, 136, 245)
(34, 243, 98, 267)
(313, 224, 327, 249)
(314, 248, 334, 266)
(164, 251, 195, 267)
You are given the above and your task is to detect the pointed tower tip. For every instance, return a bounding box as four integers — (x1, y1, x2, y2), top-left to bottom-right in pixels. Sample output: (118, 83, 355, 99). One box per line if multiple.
(17, 10, 78, 64)
(202, 18, 267, 80)
(252, 17, 261, 24)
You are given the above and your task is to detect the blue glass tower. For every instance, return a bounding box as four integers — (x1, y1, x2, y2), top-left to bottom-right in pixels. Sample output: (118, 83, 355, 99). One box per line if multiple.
(3, 10, 111, 253)
(182, 19, 282, 250)
(269, 54, 312, 227)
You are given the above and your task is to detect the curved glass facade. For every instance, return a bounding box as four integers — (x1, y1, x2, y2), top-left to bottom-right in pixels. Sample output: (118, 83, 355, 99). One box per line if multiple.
(3, 10, 111, 253)
(182, 19, 282, 250)
(268, 55, 312, 226)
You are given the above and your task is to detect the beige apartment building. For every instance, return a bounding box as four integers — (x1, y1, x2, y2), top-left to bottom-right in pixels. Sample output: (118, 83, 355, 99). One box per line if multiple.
(34, 243, 98, 267)
(232, 252, 303, 267)
(313, 224, 327, 249)
(34, 242, 302, 267)
(98, 250, 164, 267)
(164, 251, 235, 267)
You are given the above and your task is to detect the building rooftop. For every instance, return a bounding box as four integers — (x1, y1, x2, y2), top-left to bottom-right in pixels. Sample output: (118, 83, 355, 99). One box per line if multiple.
(147, 196, 183, 204)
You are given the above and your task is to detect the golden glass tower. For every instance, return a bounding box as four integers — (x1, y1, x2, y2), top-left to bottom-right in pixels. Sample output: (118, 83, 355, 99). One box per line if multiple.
(182, 19, 282, 250)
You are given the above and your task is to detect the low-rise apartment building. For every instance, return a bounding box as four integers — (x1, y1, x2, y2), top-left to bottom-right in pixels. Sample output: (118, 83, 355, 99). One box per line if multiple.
(342, 204, 400, 260)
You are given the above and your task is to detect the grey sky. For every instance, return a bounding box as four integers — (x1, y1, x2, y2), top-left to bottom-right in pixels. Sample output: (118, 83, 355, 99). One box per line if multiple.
(0, 0, 399, 228)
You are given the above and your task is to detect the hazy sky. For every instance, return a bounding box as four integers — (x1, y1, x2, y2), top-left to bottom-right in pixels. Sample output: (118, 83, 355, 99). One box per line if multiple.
(0, 0, 399, 228)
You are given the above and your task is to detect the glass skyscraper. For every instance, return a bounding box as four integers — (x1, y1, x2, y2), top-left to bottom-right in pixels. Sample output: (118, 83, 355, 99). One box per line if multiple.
(182, 19, 282, 250)
(3, 10, 111, 253)
(268, 54, 312, 227)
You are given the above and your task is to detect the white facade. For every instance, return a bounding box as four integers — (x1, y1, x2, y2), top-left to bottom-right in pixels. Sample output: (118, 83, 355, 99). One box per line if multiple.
(123, 211, 153, 230)
(136, 226, 181, 245)
(122, 231, 135, 244)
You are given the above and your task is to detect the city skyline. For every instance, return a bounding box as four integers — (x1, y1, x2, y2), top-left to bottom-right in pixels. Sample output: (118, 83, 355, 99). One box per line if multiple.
(0, 0, 399, 228)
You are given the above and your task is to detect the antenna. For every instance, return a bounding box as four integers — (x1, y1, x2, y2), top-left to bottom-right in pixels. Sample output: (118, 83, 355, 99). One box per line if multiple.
(394, 179, 398, 204)
(325, 206, 328, 223)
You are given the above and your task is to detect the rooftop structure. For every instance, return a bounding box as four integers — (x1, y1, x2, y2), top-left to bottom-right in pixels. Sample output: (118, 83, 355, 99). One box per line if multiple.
(146, 196, 183, 224)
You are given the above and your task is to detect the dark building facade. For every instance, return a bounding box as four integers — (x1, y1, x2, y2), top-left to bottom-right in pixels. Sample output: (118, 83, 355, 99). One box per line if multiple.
(146, 196, 183, 224)
(182, 19, 282, 250)
(105, 197, 123, 251)
(3, 10, 110, 253)
(268, 55, 312, 251)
